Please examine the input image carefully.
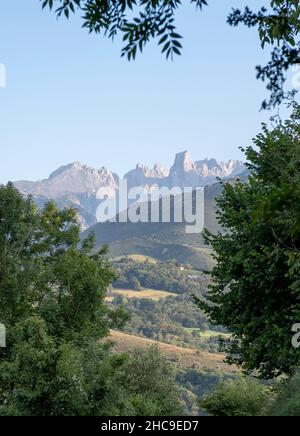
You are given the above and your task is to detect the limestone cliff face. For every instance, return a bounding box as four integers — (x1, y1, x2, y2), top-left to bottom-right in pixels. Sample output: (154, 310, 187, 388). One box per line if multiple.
(14, 151, 245, 229)
(125, 151, 245, 189)
(15, 162, 119, 197)
(14, 162, 119, 229)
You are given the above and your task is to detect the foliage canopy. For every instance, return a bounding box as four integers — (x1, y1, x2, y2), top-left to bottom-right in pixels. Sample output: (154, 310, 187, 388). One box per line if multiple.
(0, 184, 182, 416)
(198, 102, 300, 379)
(41, 0, 300, 108)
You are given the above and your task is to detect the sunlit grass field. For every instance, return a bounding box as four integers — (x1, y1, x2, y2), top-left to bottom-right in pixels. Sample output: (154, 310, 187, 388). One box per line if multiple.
(106, 288, 176, 302)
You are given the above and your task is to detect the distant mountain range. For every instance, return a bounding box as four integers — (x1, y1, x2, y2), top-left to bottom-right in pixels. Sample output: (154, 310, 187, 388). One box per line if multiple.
(14, 151, 246, 230)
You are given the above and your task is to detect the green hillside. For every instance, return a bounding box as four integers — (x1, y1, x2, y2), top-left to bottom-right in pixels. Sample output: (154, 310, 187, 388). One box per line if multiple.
(81, 184, 223, 269)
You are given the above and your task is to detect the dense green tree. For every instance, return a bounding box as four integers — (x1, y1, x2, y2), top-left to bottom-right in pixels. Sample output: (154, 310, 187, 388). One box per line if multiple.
(0, 318, 130, 416)
(41, 1, 299, 108)
(128, 276, 142, 291)
(266, 369, 300, 416)
(200, 377, 273, 416)
(0, 184, 126, 415)
(228, 1, 300, 108)
(118, 345, 184, 416)
(198, 102, 300, 379)
(0, 184, 121, 341)
(0, 185, 183, 416)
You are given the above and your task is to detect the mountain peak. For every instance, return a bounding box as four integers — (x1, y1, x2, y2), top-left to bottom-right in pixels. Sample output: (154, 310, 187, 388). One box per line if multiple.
(171, 150, 194, 174)
(14, 152, 246, 229)
(49, 162, 84, 179)
(153, 161, 169, 177)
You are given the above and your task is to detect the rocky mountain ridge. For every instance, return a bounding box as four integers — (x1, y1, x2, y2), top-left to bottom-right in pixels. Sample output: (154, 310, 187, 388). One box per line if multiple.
(14, 151, 246, 229)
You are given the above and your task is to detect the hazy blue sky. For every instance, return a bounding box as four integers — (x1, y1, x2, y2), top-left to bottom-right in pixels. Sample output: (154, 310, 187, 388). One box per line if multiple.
(0, 1, 280, 183)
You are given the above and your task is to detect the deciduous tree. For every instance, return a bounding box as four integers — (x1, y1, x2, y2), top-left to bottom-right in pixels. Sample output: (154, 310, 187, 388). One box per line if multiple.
(41, 1, 300, 108)
(198, 102, 300, 378)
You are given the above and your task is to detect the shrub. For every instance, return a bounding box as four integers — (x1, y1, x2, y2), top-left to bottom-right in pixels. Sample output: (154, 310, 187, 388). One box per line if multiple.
(200, 377, 273, 416)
